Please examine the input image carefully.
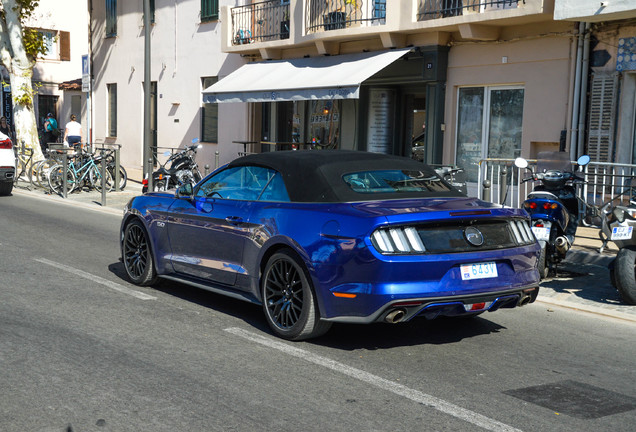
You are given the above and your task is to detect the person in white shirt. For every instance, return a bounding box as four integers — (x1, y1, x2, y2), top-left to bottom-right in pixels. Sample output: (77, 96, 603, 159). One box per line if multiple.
(64, 114, 83, 150)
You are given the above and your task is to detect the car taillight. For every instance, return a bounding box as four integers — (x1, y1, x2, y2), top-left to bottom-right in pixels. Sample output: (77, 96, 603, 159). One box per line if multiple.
(509, 219, 535, 245)
(371, 227, 426, 254)
(0, 139, 12, 149)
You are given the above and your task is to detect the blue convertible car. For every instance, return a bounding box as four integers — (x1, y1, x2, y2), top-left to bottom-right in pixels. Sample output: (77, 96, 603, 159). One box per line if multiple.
(121, 150, 540, 340)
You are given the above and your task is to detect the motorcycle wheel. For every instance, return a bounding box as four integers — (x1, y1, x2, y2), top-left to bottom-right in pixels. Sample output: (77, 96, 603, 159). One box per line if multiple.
(614, 248, 636, 305)
(537, 244, 549, 279)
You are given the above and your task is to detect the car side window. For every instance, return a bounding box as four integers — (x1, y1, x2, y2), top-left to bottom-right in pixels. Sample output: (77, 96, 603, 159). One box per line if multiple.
(195, 166, 274, 201)
(258, 171, 290, 202)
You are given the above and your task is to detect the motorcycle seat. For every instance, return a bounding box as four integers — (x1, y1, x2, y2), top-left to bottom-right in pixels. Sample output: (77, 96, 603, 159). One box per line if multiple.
(527, 191, 559, 201)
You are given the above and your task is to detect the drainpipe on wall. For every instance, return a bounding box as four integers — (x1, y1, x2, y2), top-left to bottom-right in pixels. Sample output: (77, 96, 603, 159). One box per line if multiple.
(570, 22, 585, 161)
(577, 22, 592, 159)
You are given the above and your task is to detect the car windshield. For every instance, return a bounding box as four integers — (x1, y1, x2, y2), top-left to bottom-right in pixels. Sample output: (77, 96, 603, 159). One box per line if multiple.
(343, 170, 453, 194)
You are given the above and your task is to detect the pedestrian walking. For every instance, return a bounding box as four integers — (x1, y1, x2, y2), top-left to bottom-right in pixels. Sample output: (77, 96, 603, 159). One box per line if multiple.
(42, 113, 58, 153)
(64, 114, 83, 151)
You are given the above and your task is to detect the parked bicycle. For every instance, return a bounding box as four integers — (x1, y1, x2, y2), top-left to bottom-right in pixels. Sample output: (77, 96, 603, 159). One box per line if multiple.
(48, 150, 113, 194)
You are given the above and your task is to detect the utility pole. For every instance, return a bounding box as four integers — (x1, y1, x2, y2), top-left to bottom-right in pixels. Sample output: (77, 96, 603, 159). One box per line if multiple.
(143, 0, 152, 188)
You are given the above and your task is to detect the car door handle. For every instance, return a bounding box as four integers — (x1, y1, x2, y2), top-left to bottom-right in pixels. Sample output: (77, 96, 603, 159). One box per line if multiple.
(225, 216, 243, 225)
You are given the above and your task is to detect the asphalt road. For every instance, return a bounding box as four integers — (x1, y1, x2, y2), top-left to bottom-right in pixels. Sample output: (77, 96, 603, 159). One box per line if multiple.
(1, 193, 635, 432)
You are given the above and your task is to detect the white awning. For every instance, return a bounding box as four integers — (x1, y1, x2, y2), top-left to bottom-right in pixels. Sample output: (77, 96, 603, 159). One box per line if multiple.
(202, 48, 411, 104)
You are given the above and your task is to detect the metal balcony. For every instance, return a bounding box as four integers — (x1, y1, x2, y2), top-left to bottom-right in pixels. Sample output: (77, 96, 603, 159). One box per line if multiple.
(231, 0, 291, 45)
(417, 0, 524, 21)
(305, 0, 386, 34)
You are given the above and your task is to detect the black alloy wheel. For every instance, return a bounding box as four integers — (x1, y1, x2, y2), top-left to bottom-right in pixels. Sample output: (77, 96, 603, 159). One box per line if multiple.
(262, 250, 331, 341)
(122, 219, 157, 286)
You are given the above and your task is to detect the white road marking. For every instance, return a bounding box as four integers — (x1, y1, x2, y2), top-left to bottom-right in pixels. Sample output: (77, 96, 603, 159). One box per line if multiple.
(35, 258, 157, 300)
(225, 327, 523, 432)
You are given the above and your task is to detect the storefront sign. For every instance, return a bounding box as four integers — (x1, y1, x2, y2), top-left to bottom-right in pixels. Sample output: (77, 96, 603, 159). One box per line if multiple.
(2, 85, 13, 129)
(367, 88, 395, 153)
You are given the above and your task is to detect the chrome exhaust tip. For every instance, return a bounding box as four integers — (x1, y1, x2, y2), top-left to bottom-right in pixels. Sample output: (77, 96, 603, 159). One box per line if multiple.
(385, 309, 407, 324)
(555, 236, 570, 254)
(518, 294, 531, 307)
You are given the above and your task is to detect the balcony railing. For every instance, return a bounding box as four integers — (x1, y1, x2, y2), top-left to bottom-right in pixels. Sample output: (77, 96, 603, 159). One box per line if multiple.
(231, 1, 291, 45)
(417, 0, 524, 21)
(306, 0, 386, 34)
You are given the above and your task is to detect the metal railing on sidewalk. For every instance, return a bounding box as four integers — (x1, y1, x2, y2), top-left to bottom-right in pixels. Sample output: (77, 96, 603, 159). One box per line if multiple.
(477, 158, 636, 226)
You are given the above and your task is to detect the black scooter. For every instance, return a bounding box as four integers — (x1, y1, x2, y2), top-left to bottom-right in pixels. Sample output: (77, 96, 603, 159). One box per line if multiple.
(515, 151, 590, 278)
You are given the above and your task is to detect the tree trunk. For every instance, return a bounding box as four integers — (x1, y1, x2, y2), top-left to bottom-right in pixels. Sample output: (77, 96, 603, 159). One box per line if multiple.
(1, 0, 43, 161)
(9, 63, 42, 160)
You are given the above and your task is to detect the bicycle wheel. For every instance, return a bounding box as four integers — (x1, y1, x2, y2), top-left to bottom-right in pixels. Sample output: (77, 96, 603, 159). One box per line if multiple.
(89, 164, 114, 192)
(34, 159, 54, 189)
(48, 164, 76, 194)
(107, 163, 127, 190)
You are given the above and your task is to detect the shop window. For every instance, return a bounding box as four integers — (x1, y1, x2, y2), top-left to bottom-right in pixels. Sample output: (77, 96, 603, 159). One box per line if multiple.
(107, 83, 117, 137)
(456, 86, 524, 183)
(309, 100, 341, 149)
(201, 77, 218, 143)
(201, 0, 219, 22)
(106, 0, 117, 37)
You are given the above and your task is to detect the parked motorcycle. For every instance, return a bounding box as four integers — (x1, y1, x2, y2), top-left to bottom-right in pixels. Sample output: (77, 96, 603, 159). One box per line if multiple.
(142, 140, 203, 193)
(599, 180, 636, 304)
(515, 151, 591, 278)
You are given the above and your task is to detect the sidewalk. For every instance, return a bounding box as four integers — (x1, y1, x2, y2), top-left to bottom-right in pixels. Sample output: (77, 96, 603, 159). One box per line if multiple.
(11, 180, 636, 323)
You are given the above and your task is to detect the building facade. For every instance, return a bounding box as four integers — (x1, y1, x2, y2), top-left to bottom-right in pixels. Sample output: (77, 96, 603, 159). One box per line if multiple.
(555, 0, 636, 165)
(89, 0, 246, 178)
(91, 1, 623, 188)
(1, 1, 89, 142)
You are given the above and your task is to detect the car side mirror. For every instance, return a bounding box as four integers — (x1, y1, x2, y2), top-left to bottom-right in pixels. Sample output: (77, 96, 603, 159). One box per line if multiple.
(176, 183, 193, 199)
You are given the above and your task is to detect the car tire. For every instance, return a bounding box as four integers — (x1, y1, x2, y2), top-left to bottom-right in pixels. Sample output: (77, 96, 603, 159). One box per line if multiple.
(122, 219, 158, 286)
(537, 244, 549, 279)
(261, 249, 332, 341)
(614, 248, 636, 305)
(0, 180, 13, 196)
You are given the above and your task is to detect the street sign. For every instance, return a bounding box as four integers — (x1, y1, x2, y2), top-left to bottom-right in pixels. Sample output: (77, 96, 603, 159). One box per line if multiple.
(82, 54, 90, 92)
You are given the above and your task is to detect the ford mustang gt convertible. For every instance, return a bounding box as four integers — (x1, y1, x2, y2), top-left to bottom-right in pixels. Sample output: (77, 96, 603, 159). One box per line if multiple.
(121, 150, 540, 340)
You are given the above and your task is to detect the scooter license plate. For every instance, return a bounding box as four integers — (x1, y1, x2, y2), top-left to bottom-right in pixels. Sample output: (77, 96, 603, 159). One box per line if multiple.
(531, 227, 550, 241)
(611, 226, 633, 240)
(461, 262, 498, 281)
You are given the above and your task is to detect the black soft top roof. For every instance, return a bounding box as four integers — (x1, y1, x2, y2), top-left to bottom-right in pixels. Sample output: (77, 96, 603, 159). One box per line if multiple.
(227, 150, 462, 202)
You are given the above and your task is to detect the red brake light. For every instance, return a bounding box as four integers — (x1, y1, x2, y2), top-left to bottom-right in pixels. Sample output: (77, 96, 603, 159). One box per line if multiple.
(0, 139, 11, 149)
(543, 203, 551, 210)
(535, 223, 544, 227)
(529, 202, 537, 210)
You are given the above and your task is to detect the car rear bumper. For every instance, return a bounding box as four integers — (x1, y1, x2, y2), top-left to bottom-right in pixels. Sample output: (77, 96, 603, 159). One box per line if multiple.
(0, 166, 15, 181)
(322, 285, 539, 324)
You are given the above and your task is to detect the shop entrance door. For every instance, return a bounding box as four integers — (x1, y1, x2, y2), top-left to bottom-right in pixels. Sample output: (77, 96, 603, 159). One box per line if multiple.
(405, 94, 427, 162)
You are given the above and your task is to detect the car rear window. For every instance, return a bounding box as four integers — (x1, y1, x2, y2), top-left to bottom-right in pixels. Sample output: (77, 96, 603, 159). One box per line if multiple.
(343, 170, 454, 194)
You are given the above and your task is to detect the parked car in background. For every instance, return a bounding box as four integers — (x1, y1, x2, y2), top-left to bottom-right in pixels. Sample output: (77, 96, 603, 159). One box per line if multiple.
(0, 131, 15, 196)
(120, 150, 540, 340)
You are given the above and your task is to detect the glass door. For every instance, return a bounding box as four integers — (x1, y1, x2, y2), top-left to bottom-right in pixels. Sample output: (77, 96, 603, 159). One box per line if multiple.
(456, 86, 524, 184)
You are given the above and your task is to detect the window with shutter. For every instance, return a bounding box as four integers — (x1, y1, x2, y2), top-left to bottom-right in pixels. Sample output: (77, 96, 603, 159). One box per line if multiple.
(587, 72, 618, 162)
(59, 31, 70, 61)
(107, 83, 117, 137)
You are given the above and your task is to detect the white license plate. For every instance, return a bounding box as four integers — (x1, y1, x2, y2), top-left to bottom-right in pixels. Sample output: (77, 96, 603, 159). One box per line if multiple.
(611, 226, 633, 240)
(460, 262, 498, 281)
(531, 227, 550, 241)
